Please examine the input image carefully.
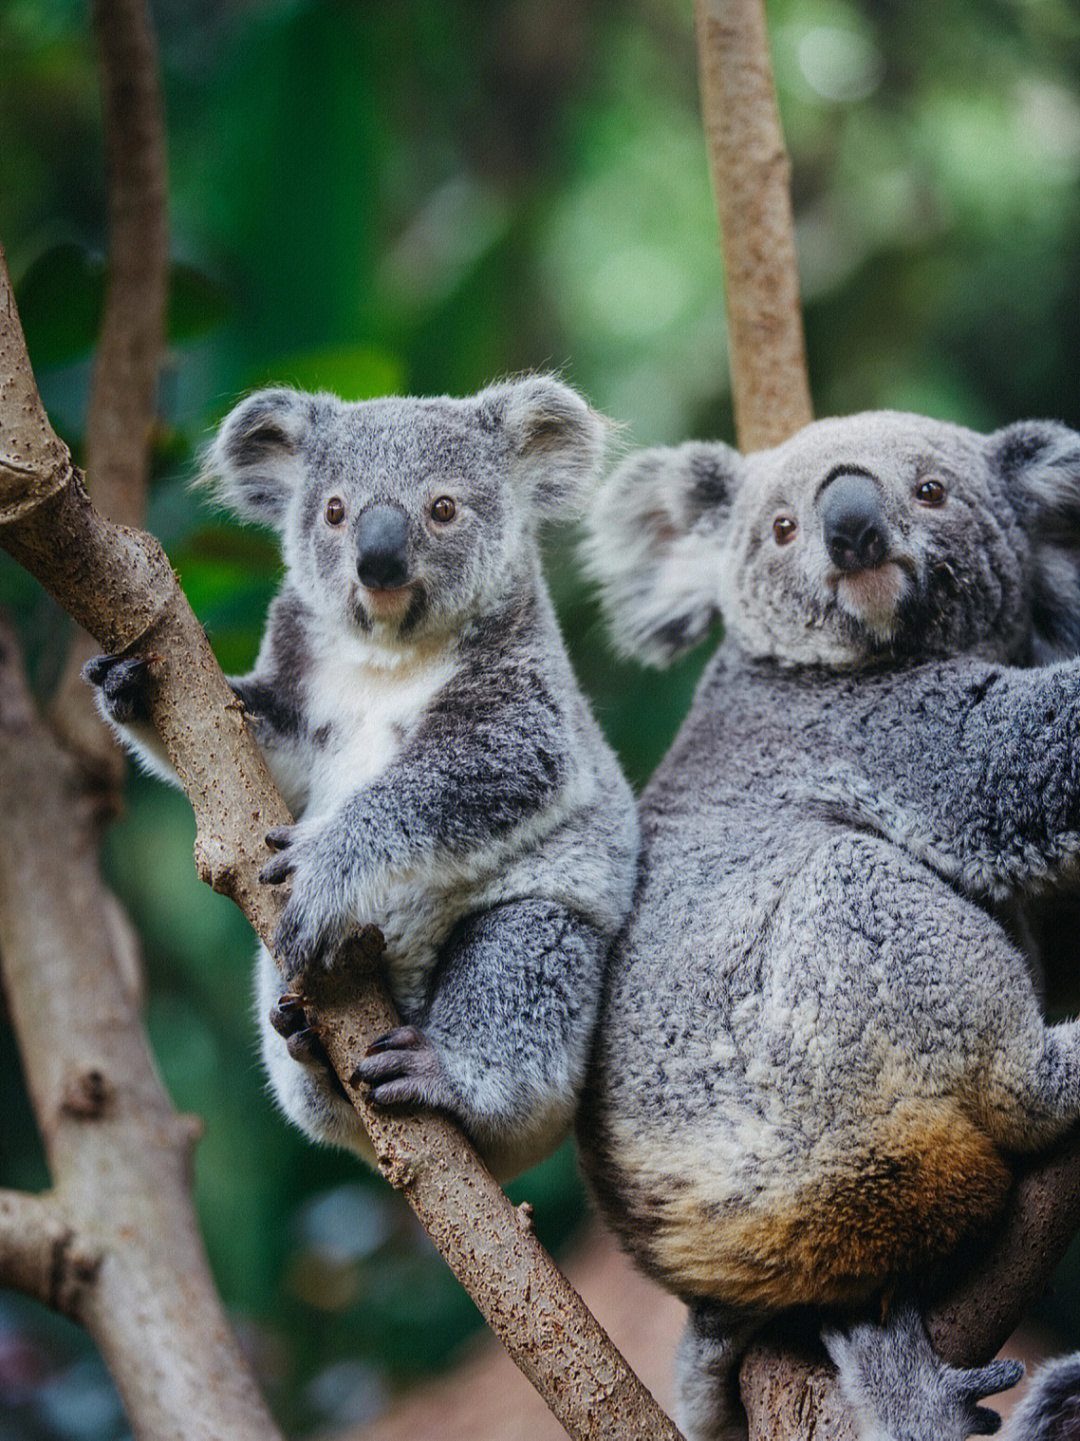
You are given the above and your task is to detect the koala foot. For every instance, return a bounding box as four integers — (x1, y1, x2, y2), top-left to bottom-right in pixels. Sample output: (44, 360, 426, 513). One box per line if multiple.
(823, 1304, 1023, 1440)
(350, 1025, 459, 1113)
(268, 993, 348, 1099)
(83, 653, 155, 724)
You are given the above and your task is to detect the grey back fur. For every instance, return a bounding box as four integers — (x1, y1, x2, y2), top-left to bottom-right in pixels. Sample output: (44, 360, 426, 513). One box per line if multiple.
(577, 411, 1080, 1441)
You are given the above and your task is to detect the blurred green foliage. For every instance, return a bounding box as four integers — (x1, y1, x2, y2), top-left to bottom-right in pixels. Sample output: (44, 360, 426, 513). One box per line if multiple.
(1, 0, 1080, 1434)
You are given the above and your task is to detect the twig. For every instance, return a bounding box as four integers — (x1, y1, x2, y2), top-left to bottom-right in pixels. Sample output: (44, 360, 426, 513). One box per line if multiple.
(0, 243, 682, 1441)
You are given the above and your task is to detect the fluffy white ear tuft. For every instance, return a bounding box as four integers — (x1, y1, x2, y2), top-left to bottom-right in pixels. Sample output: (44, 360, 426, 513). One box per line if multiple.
(200, 389, 318, 529)
(990, 420, 1080, 659)
(481, 375, 611, 521)
(581, 440, 741, 667)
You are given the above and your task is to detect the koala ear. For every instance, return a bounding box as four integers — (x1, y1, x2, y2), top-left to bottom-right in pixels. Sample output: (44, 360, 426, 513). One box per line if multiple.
(201, 389, 317, 528)
(481, 376, 610, 520)
(990, 420, 1080, 660)
(581, 441, 741, 667)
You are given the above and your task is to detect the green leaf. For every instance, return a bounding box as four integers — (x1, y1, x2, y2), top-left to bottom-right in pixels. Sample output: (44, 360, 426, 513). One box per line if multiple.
(15, 244, 230, 369)
(15, 243, 105, 369)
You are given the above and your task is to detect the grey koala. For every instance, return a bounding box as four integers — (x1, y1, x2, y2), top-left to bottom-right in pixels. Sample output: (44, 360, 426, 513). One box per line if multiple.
(86, 376, 639, 1182)
(576, 411, 1080, 1440)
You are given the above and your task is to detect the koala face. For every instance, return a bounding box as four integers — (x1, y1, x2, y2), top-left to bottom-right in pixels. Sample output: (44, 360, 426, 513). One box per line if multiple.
(587, 412, 1080, 670)
(207, 377, 606, 645)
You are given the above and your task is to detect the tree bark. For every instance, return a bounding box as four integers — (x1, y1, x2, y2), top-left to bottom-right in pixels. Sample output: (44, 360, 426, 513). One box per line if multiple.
(693, 0, 813, 450)
(0, 4, 287, 1434)
(0, 616, 283, 1441)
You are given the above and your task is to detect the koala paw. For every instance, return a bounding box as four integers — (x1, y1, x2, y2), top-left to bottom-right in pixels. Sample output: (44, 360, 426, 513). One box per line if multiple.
(824, 1305, 1024, 1441)
(82, 653, 155, 724)
(351, 1026, 460, 1113)
(941, 1358, 1025, 1436)
(268, 993, 347, 1099)
(261, 822, 348, 977)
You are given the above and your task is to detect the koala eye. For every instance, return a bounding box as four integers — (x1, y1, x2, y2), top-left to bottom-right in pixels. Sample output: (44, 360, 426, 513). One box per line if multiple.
(915, 478, 947, 507)
(430, 496, 457, 524)
(772, 515, 797, 545)
(325, 497, 346, 526)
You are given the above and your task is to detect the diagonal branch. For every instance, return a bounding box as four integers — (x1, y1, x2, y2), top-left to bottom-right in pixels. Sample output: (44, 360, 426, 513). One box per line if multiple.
(0, 243, 682, 1441)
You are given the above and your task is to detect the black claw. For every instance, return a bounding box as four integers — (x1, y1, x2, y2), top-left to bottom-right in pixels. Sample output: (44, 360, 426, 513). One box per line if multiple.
(82, 654, 115, 685)
(84, 653, 155, 723)
(285, 1027, 326, 1065)
(365, 1026, 423, 1056)
(970, 1406, 1002, 1436)
(265, 827, 292, 850)
(269, 993, 306, 1037)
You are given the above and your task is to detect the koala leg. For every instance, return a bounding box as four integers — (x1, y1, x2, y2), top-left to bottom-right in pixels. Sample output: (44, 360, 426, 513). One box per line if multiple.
(354, 899, 605, 1179)
(982, 1018, 1080, 1153)
(254, 943, 373, 1158)
(675, 1302, 759, 1441)
(1001, 1352, 1080, 1441)
(823, 1301, 1023, 1441)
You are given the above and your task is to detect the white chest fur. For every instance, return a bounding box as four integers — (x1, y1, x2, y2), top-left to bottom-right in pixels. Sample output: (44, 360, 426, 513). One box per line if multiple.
(301, 631, 459, 819)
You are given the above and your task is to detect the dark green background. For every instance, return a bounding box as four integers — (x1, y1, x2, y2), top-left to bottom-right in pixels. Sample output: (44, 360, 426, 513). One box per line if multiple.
(2, 0, 1079, 1435)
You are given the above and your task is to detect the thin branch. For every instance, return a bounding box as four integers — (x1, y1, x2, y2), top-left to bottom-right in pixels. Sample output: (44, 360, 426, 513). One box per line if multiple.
(48, 0, 169, 787)
(0, 244, 682, 1441)
(693, 0, 813, 450)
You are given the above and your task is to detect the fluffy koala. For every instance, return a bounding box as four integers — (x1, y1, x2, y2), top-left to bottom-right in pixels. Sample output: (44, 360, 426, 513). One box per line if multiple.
(576, 411, 1080, 1440)
(86, 376, 639, 1182)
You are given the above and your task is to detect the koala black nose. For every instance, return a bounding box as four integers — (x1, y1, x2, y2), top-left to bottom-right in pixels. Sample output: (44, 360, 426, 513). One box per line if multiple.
(356, 504, 411, 590)
(821, 471, 889, 574)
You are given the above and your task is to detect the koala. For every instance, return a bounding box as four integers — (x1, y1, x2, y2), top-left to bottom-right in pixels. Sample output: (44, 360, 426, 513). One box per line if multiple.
(86, 376, 639, 1182)
(576, 411, 1080, 1441)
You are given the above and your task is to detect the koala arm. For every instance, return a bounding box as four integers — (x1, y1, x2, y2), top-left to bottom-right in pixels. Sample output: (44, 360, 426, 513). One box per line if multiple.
(263, 672, 572, 975)
(813, 658, 1080, 898)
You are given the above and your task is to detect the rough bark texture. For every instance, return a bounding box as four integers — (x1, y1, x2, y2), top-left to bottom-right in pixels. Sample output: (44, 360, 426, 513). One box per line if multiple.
(0, 238, 682, 1441)
(0, 618, 283, 1441)
(693, 0, 813, 451)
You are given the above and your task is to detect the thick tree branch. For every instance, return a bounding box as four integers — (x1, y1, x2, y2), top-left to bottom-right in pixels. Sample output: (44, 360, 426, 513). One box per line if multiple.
(0, 616, 283, 1441)
(0, 243, 682, 1441)
(693, 0, 813, 450)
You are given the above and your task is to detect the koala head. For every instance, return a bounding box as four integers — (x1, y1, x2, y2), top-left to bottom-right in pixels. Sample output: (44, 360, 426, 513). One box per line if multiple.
(205, 376, 607, 644)
(584, 412, 1080, 670)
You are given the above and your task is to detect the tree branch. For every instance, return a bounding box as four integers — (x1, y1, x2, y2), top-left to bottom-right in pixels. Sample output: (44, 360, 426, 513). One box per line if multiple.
(0, 242, 682, 1440)
(0, 615, 283, 1441)
(48, 0, 169, 787)
(0, 1190, 95, 1316)
(693, 0, 813, 450)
